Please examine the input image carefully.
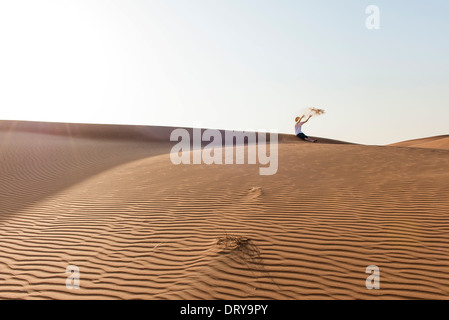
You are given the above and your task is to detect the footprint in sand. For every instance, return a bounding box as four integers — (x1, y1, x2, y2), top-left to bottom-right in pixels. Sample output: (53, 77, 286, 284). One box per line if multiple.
(245, 186, 264, 201)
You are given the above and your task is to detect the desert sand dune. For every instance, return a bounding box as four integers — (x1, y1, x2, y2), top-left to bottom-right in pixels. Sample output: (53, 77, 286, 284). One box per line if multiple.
(0, 120, 349, 145)
(389, 135, 449, 150)
(0, 121, 449, 299)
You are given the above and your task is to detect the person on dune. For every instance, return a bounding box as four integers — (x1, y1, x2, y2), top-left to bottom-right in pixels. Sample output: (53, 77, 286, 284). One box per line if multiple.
(295, 115, 317, 143)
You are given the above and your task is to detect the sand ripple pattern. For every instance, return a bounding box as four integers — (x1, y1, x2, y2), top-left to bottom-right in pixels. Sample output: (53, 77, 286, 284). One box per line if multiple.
(1, 130, 449, 299)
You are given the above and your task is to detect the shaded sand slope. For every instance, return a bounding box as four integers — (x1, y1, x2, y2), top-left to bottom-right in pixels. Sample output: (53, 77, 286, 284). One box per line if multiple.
(389, 135, 449, 150)
(0, 131, 171, 220)
(1, 123, 449, 299)
(0, 119, 179, 141)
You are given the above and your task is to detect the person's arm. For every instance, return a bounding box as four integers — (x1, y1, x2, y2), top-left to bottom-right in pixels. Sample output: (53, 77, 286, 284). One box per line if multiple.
(302, 114, 313, 124)
(296, 115, 304, 124)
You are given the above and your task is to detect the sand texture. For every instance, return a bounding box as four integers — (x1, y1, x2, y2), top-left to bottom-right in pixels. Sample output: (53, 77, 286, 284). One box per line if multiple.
(1, 120, 448, 299)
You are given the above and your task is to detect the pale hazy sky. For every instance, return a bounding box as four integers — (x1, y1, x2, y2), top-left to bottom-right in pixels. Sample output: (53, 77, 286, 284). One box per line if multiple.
(0, 0, 448, 145)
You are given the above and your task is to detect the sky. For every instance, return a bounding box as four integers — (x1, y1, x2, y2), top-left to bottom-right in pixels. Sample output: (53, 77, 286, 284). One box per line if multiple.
(0, 0, 448, 145)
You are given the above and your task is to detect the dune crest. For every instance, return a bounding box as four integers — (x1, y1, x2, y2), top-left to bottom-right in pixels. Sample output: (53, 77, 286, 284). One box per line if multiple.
(389, 135, 449, 150)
